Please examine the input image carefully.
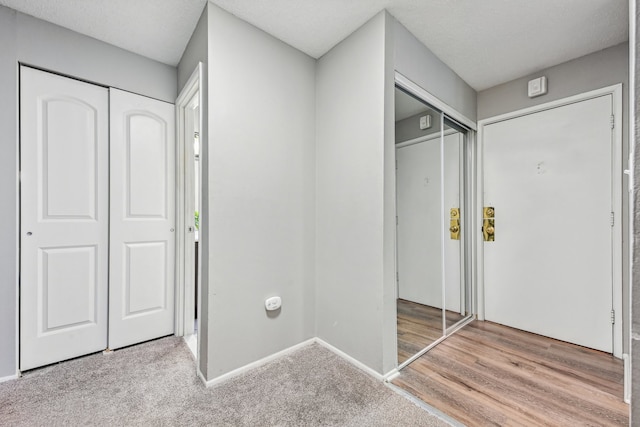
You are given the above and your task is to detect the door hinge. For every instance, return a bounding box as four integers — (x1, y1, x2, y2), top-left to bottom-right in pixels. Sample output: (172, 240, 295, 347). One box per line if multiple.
(396, 272, 399, 283)
(395, 159, 398, 170)
(611, 212, 615, 227)
(396, 216, 398, 226)
(611, 309, 615, 324)
(610, 115, 615, 130)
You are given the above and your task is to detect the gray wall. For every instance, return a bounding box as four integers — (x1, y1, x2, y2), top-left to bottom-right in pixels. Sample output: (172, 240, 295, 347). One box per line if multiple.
(382, 11, 397, 374)
(631, 1, 638, 423)
(17, 13, 176, 103)
(205, 3, 316, 380)
(0, 6, 18, 379)
(478, 43, 628, 120)
(315, 11, 394, 374)
(0, 4, 177, 378)
(393, 18, 477, 122)
(478, 42, 631, 354)
(177, 5, 209, 379)
(178, 7, 208, 92)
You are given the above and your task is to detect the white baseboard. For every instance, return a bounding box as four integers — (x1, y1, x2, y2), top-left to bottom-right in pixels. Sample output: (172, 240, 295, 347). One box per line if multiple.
(386, 382, 465, 427)
(199, 337, 394, 388)
(623, 353, 630, 404)
(383, 368, 400, 382)
(201, 338, 316, 387)
(197, 367, 207, 385)
(0, 373, 19, 384)
(314, 338, 391, 381)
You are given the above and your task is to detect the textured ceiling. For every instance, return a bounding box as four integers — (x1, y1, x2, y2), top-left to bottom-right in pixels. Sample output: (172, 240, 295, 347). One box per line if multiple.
(0, 0, 628, 90)
(210, 0, 629, 91)
(0, 0, 207, 66)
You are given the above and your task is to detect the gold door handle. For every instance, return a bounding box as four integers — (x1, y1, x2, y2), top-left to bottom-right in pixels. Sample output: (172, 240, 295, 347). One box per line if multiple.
(483, 206, 495, 242)
(449, 208, 460, 240)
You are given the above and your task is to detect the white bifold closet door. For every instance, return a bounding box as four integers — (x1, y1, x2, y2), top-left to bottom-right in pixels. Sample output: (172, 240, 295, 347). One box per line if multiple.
(108, 89, 176, 350)
(20, 68, 176, 370)
(20, 67, 110, 370)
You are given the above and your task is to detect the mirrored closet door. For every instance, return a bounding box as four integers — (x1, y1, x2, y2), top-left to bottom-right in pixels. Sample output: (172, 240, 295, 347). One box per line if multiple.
(395, 87, 472, 367)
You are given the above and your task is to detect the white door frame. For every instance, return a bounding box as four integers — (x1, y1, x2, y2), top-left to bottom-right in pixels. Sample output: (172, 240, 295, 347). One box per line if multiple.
(476, 84, 624, 358)
(175, 63, 203, 349)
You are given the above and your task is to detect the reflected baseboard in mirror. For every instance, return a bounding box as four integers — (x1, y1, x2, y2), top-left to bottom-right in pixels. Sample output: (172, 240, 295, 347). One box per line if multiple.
(397, 299, 465, 364)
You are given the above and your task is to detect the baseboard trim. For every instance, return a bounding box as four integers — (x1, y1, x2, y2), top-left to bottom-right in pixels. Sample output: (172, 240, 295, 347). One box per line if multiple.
(197, 367, 207, 385)
(314, 338, 389, 381)
(623, 353, 630, 404)
(386, 382, 465, 427)
(201, 338, 316, 387)
(383, 368, 400, 382)
(0, 373, 19, 384)
(198, 337, 394, 387)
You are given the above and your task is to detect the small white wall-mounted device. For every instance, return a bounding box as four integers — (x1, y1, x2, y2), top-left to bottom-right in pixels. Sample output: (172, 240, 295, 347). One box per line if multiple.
(528, 76, 547, 98)
(265, 296, 282, 311)
(419, 115, 432, 130)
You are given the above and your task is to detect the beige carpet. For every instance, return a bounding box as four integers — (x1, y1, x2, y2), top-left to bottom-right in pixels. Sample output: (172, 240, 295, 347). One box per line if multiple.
(0, 337, 451, 426)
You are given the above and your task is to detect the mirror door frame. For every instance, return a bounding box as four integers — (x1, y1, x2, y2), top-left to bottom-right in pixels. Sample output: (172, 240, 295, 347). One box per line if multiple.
(394, 72, 478, 370)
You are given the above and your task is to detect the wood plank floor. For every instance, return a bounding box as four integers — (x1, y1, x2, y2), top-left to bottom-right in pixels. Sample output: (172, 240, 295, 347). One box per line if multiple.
(397, 299, 465, 364)
(393, 320, 628, 426)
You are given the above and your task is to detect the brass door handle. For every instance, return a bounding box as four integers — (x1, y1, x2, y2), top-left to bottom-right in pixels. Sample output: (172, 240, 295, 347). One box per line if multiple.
(449, 208, 460, 240)
(483, 206, 495, 242)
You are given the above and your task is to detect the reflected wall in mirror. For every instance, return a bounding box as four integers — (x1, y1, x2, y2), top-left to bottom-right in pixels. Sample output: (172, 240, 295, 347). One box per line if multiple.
(442, 119, 469, 330)
(395, 87, 444, 364)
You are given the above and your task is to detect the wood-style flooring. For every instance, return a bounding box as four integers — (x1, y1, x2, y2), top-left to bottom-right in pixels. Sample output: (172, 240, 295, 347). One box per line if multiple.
(397, 299, 466, 364)
(393, 320, 628, 426)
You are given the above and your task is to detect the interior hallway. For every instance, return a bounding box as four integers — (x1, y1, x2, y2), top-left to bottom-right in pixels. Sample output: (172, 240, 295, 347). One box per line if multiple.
(393, 320, 628, 426)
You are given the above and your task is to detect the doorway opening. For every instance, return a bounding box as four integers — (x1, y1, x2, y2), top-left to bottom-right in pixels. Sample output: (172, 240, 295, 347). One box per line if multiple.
(175, 63, 203, 360)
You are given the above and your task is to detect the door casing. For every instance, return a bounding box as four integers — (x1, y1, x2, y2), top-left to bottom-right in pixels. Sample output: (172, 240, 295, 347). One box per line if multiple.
(476, 84, 624, 359)
(174, 63, 203, 359)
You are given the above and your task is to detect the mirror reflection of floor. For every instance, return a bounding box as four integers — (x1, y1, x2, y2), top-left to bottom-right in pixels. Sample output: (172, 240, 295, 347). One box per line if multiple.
(397, 299, 466, 364)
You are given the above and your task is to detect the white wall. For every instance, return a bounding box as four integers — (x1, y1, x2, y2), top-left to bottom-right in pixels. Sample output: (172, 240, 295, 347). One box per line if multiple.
(205, 3, 316, 379)
(478, 43, 630, 353)
(0, 4, 177, 378)
(315, 11, 396, 374)
(393, 18, 477, 122)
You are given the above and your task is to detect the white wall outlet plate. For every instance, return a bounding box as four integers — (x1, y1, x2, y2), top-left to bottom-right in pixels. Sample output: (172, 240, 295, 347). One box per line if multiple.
(265, 296, 281, 311)
(528, 76, 547, 98)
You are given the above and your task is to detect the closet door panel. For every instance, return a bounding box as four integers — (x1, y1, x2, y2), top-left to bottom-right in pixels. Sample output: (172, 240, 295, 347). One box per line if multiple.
(20, 66, 109, 370)
(109, 89, 176, 349)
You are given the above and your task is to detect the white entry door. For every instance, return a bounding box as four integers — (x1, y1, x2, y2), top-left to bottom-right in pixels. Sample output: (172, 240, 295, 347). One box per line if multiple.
(20, 67, 109, 370)
(108, 89, 176, 349)
(482, 93, 617, 353)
